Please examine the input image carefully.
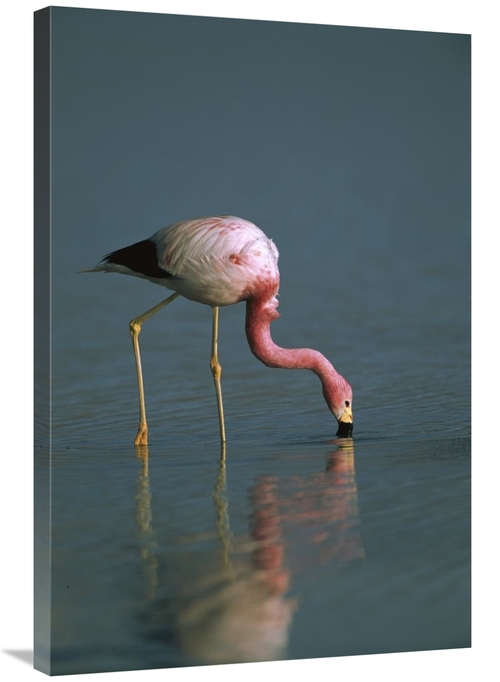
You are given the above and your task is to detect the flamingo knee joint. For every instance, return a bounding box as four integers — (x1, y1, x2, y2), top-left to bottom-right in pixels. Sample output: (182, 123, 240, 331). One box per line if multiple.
(129, 320, 142, 336)
(210, 357, 222, 380)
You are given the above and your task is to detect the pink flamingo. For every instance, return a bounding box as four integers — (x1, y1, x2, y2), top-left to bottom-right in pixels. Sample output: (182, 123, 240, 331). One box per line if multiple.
(85, 216, 353, 445)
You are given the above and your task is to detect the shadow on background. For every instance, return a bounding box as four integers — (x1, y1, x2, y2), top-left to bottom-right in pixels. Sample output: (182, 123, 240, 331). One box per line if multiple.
(2, 650, 34, 666)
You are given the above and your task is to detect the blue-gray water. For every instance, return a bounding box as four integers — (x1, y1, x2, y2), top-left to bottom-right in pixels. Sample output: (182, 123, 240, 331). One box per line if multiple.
(39, 7, 470, 675)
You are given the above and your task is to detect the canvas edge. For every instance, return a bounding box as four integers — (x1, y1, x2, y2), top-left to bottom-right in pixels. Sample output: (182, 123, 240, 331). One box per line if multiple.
(34, 5, 52, 676)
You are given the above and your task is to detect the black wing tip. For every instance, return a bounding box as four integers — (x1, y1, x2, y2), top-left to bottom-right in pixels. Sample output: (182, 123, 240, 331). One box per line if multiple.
(103, 238, 172, 279)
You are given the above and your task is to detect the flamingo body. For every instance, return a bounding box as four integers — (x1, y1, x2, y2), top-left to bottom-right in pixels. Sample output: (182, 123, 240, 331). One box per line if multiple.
(96, 216, 280, 307)
(87, 215, 353, 442)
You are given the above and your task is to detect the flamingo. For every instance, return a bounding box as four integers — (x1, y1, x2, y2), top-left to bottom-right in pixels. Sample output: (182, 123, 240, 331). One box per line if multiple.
(84, 215, 353, 445)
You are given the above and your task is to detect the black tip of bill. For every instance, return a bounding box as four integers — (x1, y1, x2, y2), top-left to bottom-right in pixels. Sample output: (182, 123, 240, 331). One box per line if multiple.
(336, 421, 353, 438)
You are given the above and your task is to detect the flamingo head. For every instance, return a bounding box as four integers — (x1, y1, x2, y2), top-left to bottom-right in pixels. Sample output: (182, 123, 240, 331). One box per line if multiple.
(324, 380, 354, 438)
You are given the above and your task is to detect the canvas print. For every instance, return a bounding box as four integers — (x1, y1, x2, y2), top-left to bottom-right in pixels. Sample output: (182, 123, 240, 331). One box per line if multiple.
(34, 6, 471, 676)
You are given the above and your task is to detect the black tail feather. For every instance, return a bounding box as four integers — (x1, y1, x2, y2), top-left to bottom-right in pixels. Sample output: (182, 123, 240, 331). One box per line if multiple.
(103, 239, 172, 279)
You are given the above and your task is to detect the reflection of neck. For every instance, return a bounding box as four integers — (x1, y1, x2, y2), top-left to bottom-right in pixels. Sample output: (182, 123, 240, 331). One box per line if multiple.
(324, 444, 365, 563)
(245, 297, 349, 413)
(326, 443, 355, 475)
(249, 475, 289, 596)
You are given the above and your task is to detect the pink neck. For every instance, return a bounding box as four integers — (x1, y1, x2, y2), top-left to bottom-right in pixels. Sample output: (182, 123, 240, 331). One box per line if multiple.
(245, 297, 351, 417)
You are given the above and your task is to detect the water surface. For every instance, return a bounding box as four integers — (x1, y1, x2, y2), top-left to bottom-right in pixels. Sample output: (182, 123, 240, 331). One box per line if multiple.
(45, 258, 470, 674)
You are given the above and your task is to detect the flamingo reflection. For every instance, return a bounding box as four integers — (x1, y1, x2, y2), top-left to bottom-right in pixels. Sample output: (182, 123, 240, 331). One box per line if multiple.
(134, 440, 364, 665)
(177, 445, 297, 664)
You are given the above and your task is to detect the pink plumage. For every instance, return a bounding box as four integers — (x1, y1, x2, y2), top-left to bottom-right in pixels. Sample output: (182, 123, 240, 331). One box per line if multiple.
(152, 216, 280, 306)
(87, 215, 353, 444)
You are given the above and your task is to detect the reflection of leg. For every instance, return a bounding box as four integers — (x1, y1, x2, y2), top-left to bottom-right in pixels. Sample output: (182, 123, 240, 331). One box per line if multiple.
(213, 444, 234, 576)
(210, 306, 226, 445)
(129, 292, 181, 446)
(135, 447, 158, 599)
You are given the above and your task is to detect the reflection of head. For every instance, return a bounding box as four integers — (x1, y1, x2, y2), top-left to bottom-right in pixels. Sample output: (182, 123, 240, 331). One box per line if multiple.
(177, 569, 296, 664)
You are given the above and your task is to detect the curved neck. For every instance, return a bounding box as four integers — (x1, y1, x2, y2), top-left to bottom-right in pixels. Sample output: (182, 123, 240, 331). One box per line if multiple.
(245, 298, 351, 416)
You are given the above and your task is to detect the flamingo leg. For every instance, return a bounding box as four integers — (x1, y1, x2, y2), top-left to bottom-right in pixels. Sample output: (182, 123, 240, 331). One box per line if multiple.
(210, 306, 227, 445)
(129, 292, 181, 446)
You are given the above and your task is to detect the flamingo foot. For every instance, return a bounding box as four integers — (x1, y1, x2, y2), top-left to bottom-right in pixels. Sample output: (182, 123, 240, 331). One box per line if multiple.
(134, 425, 148, 446)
